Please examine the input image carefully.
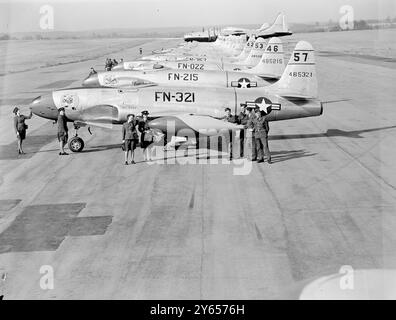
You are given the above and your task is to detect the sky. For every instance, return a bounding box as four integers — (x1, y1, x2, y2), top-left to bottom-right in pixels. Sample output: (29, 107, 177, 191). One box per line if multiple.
(0, 0, 395, 33)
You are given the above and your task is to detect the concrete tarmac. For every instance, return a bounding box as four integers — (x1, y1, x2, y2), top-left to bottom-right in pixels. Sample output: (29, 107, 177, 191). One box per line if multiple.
(0, 36, 395, 299)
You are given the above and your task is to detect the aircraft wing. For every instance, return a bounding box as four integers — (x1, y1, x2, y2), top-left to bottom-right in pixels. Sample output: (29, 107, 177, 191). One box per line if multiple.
(148, 113, 244, 136)
(176, 114, 244, 132)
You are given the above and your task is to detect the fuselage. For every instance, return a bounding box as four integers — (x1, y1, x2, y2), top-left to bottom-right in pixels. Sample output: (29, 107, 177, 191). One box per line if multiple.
(31, 86, 322, 130)
(82, 70, 269, 89)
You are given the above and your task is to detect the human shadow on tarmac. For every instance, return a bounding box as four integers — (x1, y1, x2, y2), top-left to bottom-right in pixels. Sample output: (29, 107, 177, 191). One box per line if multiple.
(270, 150, 317, 163)
(0, 135, 55, 160)
(192, 150, 316, 164)
(270, 125, 396, 140)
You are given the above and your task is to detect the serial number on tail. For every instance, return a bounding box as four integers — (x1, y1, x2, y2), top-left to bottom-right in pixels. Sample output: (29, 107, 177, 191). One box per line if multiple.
(289, 72, 313, 77)
(155, 91, 196, 103)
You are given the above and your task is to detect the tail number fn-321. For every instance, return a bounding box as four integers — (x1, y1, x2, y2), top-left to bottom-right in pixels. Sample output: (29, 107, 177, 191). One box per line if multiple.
(155, 91, 196, 103)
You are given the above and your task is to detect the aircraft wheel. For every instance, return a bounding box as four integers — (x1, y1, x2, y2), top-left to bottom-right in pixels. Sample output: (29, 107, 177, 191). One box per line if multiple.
(69, 136, 85, 152)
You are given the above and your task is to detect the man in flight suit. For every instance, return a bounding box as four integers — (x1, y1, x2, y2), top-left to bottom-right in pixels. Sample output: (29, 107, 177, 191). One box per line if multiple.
(244, 107, 257, 161)
(223, 107, 237, 160)
(237, 104, 249, 158)
(253, 107, 272, 164)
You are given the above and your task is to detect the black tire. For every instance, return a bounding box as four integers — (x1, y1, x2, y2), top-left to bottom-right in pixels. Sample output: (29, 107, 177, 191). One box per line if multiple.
(69, 136, 84, 152)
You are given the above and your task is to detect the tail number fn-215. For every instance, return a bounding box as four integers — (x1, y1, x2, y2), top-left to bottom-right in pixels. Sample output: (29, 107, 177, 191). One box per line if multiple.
(155, 91, 196, 103)
(167, 73, 199, 81)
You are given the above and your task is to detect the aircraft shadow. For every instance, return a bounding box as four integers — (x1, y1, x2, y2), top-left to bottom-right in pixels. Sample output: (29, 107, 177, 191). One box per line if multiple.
(270, 125, 396, 140)
(81, 144, 122, 153)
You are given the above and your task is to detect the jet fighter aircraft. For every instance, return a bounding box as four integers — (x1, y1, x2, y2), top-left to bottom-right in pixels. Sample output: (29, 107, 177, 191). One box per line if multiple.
(30, 41, 321, 153)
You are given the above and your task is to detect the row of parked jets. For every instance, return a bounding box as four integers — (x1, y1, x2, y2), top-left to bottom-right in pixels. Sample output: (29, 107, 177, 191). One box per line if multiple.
(30, 13, 323, 152)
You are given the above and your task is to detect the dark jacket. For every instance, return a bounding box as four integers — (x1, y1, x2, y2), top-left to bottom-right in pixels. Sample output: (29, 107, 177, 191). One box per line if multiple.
(238, 112, 249, 126)
(245, 113, 256, 130)
(14, 114, 31, 133)
(57, 114, 68, 134)
(138, 120, 150, 133)
(253, 114, 270, 138)
(122, 120, 138, 140)
(223, 114, 237, 124)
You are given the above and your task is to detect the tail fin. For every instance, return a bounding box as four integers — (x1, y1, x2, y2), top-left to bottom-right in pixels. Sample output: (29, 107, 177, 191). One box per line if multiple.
(257, 13, 292, 37)
(245, 37, 284, 79)
(271, 41, 318, 99)
(272, 13, 288, 31)
(233, 36, 255, 61)
(237, 37, 266, 66)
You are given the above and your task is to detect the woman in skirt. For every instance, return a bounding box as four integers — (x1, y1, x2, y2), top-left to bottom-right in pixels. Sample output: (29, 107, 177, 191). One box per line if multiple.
(13, 106, 33, 154)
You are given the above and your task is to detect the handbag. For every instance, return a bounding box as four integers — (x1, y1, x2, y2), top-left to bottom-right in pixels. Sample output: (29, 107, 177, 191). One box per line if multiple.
(121, 143, 125, 151)
(144, 130, 153, 142)
(24, 124, 28, 130)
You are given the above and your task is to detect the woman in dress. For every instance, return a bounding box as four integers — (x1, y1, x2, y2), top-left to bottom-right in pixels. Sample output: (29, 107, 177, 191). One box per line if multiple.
(13, 106, 33, 154)
(138, 110, 153, 162)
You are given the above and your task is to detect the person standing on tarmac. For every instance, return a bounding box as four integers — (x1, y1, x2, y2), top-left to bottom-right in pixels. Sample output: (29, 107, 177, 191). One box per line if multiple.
(13, 106, 33, 154)
(253, 107, 272, 164)
(138, 110, 153, 162)
(237, 104, 249, 158)
(105, 58, 113, 71)
(122, 114, 139, 165)
(223, 107, 237, 160)
(139, 47, 143, 55)
(244, 107, 257, 161)
(57, 107, 69, 156)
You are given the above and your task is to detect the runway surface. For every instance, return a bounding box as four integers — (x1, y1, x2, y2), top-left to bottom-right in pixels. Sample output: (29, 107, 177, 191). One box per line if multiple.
(0, 33, 396, 299)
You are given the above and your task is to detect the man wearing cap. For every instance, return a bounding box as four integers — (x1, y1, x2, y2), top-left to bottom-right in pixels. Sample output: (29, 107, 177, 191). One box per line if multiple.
(237, 104, 249, 158)
(57, 107, 69, 155)
(13, 106, 33, 154)
(223, 107, 237, 160)
(138, 110, 153, 162)
(122, 114, 139, 165)
(253, 107, 272, 164)
(244, 107, 257, 161)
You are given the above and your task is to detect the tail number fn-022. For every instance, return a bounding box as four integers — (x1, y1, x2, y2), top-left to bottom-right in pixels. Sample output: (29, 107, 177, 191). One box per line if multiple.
(155, 91, 196, 103)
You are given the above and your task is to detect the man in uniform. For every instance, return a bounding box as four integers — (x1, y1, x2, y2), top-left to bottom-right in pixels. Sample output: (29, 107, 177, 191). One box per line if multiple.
(253, 107, 272, 164)
(223, 107, 237, 160)
(244, 107, 257, 161)
(57, 107, 69, 155)
(237, 104, 249, 158)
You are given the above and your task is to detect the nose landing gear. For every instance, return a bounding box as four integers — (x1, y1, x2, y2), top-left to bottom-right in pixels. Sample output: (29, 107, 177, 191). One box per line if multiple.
(68, 123, 89, 152)
(69, 136, 85, 152)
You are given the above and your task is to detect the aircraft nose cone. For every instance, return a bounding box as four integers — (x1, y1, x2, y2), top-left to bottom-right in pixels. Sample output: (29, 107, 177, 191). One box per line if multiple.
(82, 73, 100, 87)
(30, 94, 58, 120)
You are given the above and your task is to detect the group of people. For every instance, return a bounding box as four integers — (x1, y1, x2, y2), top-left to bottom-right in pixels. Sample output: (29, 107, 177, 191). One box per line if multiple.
(13, 104, 271, 164)
(105, 58, 123, 71)
(223, 104, 272, 164)
(122, 111, 154, 165)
